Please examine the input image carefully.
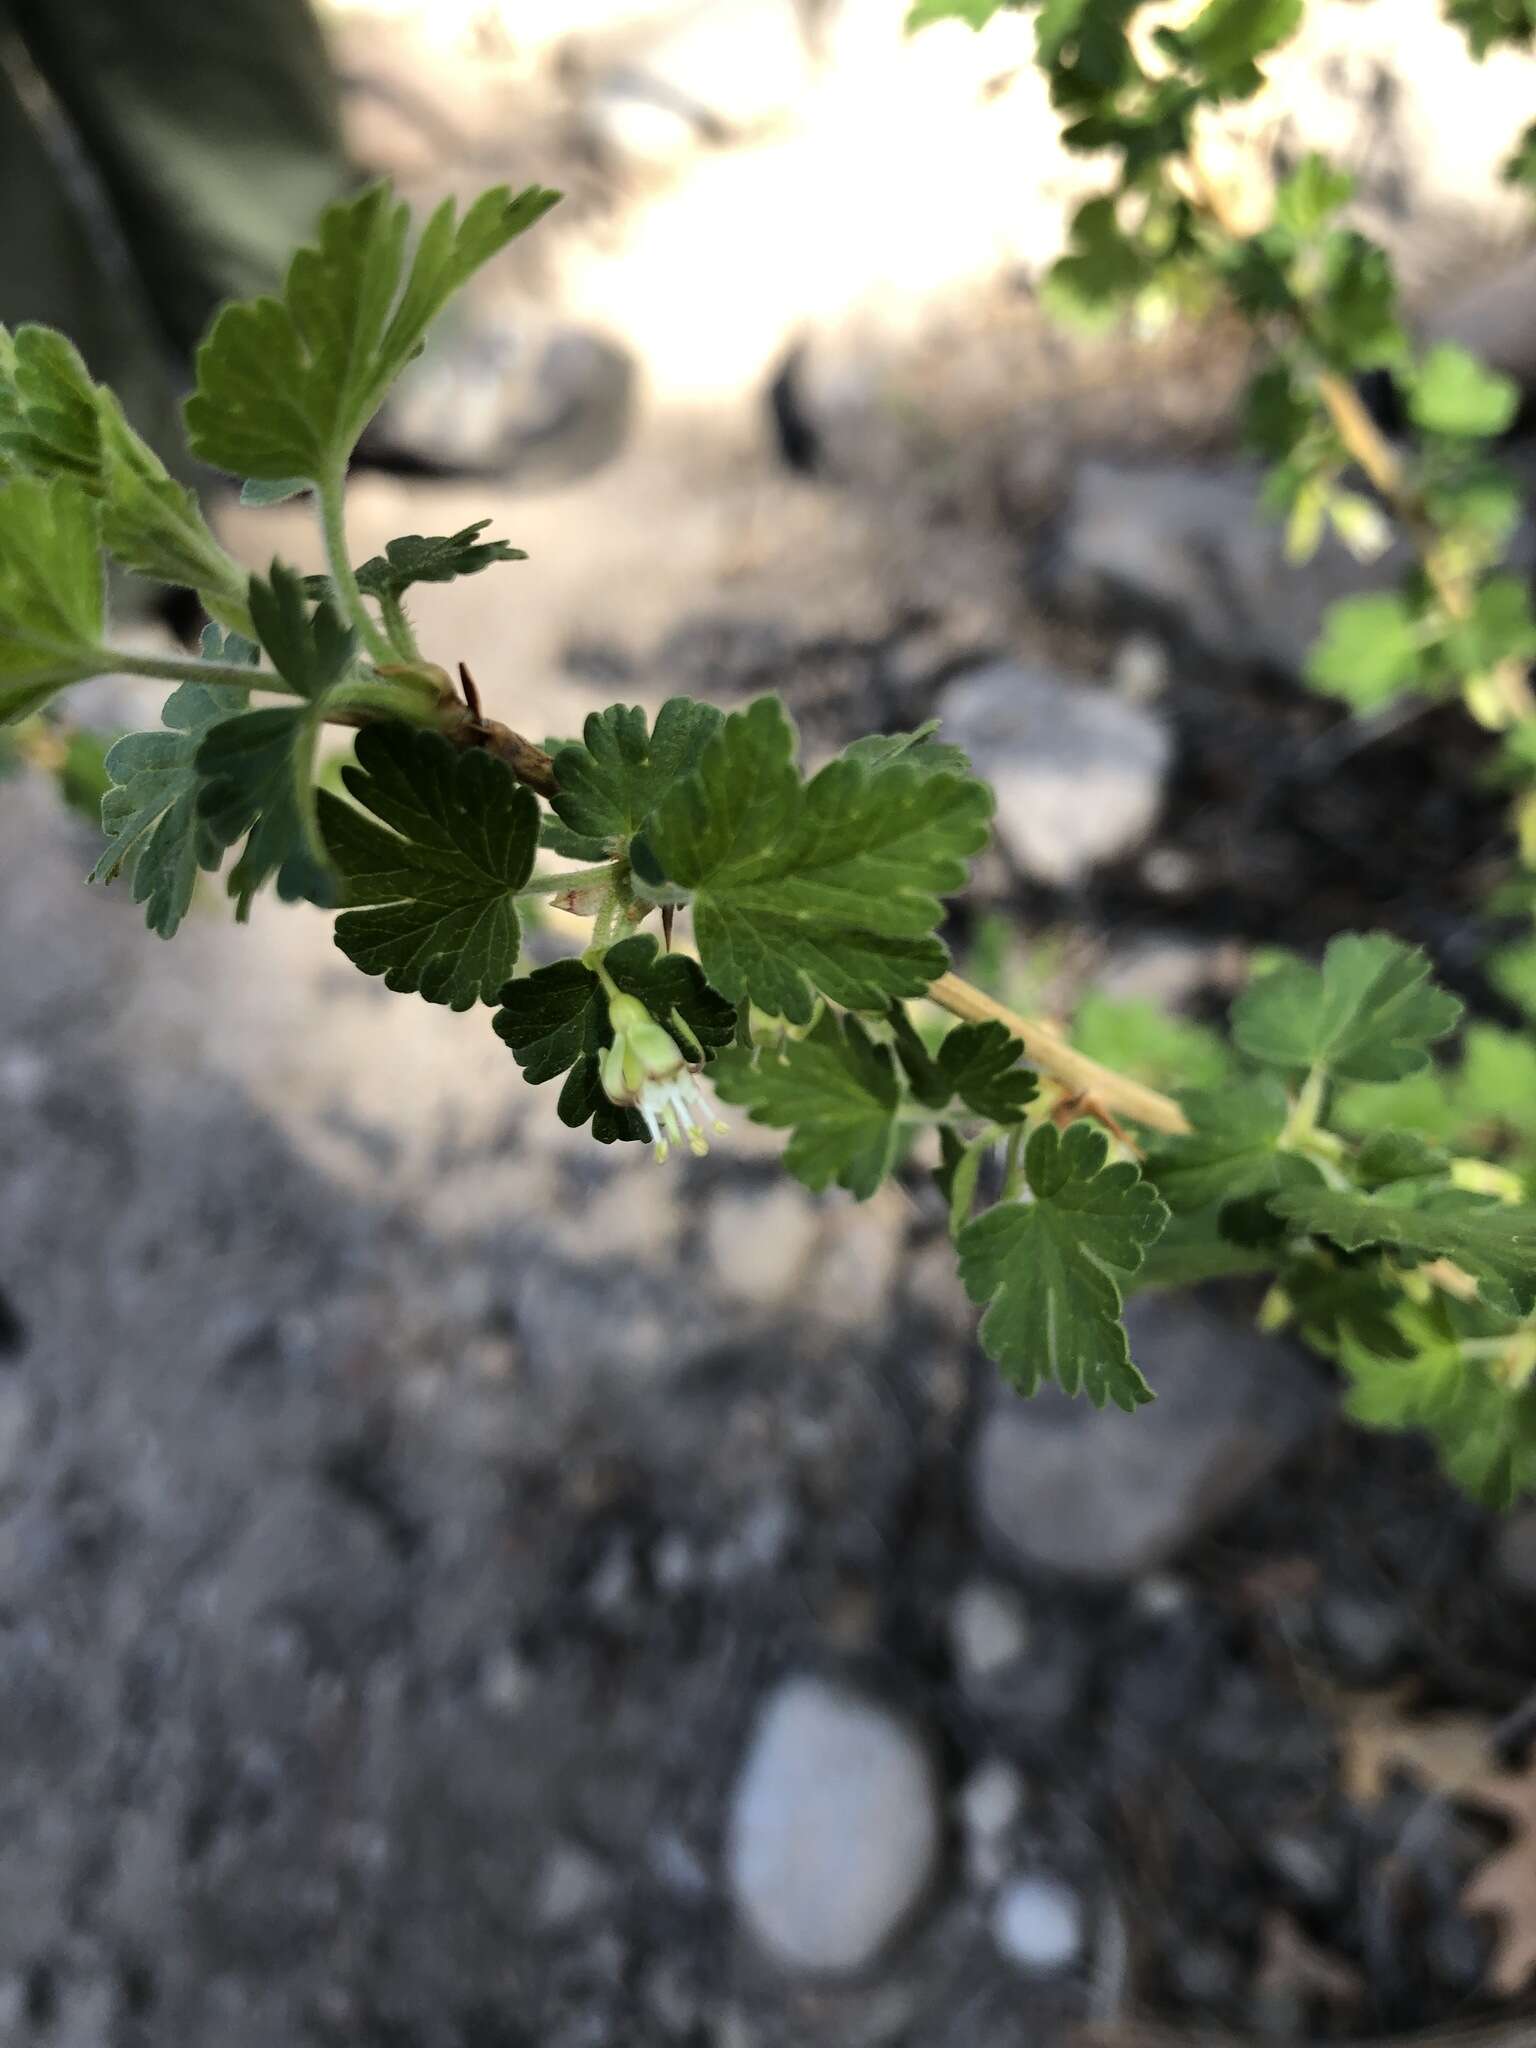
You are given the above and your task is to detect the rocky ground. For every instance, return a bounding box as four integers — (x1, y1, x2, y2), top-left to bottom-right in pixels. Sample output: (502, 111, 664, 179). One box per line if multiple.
(6, 2, 1536, 2044)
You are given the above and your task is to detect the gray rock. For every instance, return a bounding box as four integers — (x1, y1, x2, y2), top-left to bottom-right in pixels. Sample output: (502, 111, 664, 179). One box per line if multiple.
(971, 1290, 1330, 1582)
(937, 660, 1171, 886)
(1495, 1506, 1536, 1598)
(989, 1874, 1083, 1973)
(949, 1580, 1030, 1685)
(726, 1675, 941, 1974)
(1041, 460, 1407, 679)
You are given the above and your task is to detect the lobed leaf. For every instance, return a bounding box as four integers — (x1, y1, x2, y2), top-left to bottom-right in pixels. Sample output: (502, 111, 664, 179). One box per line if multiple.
(318, 723, 540, 1009)
(551, 698, 723, 855)
(186, 181, 560, 481)
(1232, 932, 1462, 1083)
(1272, 1184, 1536, 1316)
(957, 1121, 1168, 1410)
(711, 1012, 902, 1198)
(494, 933, 734, 1144)
(354, 521, 525, 602)
(91, 627, 258, 937)
(642, 696, 993, 1023)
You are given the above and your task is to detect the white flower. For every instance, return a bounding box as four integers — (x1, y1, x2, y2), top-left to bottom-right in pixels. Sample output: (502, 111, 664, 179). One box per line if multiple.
(601, 991, 727, 1163)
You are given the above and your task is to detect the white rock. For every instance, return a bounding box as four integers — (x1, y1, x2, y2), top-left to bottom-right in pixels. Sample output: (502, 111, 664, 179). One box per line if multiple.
(535, 1840, 614, 1929)
(949, 1581, 1030, 1684)
(726, 1675, 941, 1974)
(938, 661, 1171, 887)
(958, 1760, 1025, 1844)
(990, 1875, 1083, 1974)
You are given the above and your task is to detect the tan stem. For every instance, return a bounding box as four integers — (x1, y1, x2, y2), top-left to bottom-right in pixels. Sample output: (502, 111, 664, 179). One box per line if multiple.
(927, 973, 1190, 1136)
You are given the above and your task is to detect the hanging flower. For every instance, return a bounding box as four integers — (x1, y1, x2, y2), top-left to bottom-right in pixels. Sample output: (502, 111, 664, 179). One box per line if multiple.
(601, 992, 726, 1162)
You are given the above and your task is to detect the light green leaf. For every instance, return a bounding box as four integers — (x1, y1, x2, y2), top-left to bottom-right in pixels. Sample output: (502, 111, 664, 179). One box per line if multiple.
(0, 325, 248, 628)
(354, 521, 525, 601)
(1071, 990, 1234, 1094)
(1232, 932, 1462, 1082)
(1305, 592, 1426, 712)
(906, 0, 1015, 27)
(193, 566, 355, 915)
(1143, 1077, 1289, 1212)
(1273, 154, 1354, 241)
(185, 181, 560, 481)
(90, 627, 258, 937)
(318, 723, 539, 1009)
(1272, 1184, 1536, 1315)
(1167, 0, 1302, 76)
(551, 698, 724, 854)
(0, 477, 106, 723)
(1409, 342, 1520, 440)
(840, 722, 972, 777)
(493, 933, 735, 1144)
(711, 1012, 902, 1198)
(957, 1121, 1168, 1410)
(642, 696, 992, 1023)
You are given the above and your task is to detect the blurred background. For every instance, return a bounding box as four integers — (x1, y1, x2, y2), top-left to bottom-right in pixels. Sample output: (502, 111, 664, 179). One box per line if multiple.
(5, 2, 1536, 2043)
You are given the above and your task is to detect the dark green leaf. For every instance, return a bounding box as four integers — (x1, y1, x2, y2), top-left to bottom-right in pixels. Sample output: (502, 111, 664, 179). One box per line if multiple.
(354, 520, 525, 601)
(643, 696, 992, 1023)
(1143, 1077, 1289, 1212)
(186, 181, 561, 480)
(551, 698, 723, 851)
(318, 723, 539, 1009)
(1232, 932, 1462, 1082)
(957, 1121, 1168, 1409)
(193, 566, 355, 915)
(1272, 1184, 1536, 1315)
(493, 933, 735, 1144)
(711, 1012, 902, 1198)
(934, 1022, 1038, 1123)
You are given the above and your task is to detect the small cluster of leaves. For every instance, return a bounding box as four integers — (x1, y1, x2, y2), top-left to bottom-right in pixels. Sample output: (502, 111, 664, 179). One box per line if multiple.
(8, 169, 1536, 1508)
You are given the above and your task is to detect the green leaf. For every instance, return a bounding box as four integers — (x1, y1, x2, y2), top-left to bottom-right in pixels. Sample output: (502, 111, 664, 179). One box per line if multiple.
(493, 933, 735, 1144)
(354, 521, 525, 601)
(1457, 1025, 1536, 1149)
(185, 181, 560, 481)
(1338, 1318, 1536, 1509)
(957, 1121, 1168, 1410)
(1489, 938, 1536, 1024)
(1171, 0, 1300, 70)
(711, 1012, 902, 1198)
(1409, 342, 1520, 440)
(194, 565, 355, 915)
(1442, 572, 1536, 677)
(1355, 1129, 1451, 1188)
(1042, 198, 1150, 329)
(1272, 154, 1354, 241)
(1445, 0, 1536, 61)
(1232, 933, 1462, 1082)
(0, 477, 105, 723)
(1071, 990, 1234, 1094)
(1310, 233, 1405, 371)
(551, 698, 723, 853)
(906, 0, 1016, 26)
(1272, 1184, 1536, 1316)
(933, 1021, 1039, 1123)
(643, 696, 992, 1024)
(1305, 592, 1426, 712)
(1243, 362, 1315, 463)
(1143, 1077, 1289, 1212)
(317, 723, 539, 1009)
(90, 627, 258, 937)
(840, 722, 972, 777)
(1504, 118, 1536, 190)
(0, 325, 247, 626)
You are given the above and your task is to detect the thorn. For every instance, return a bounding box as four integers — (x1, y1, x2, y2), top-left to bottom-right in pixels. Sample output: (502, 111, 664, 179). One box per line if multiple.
(1052, 1089, 1142, 1156)
(457, 661, 483, 721)
(662, 905, 675, 952)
